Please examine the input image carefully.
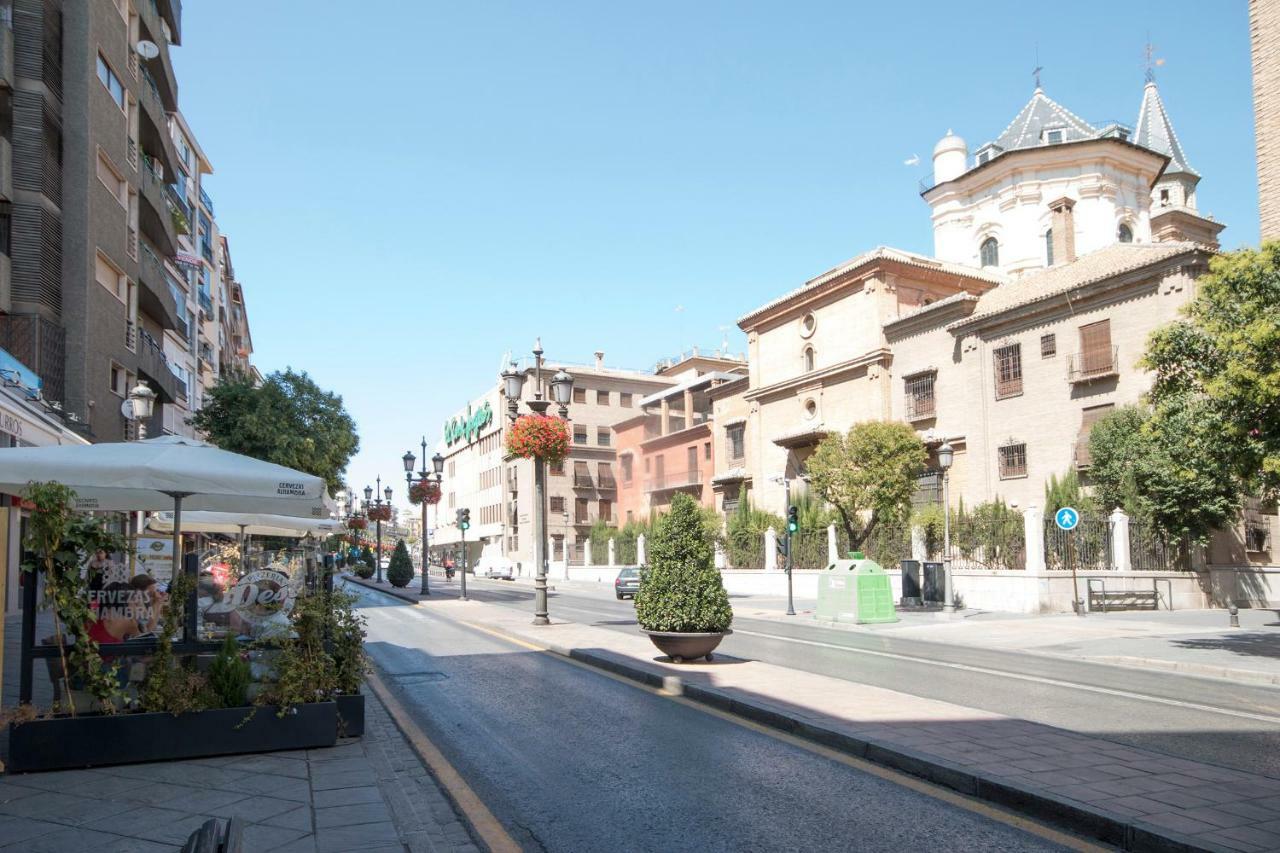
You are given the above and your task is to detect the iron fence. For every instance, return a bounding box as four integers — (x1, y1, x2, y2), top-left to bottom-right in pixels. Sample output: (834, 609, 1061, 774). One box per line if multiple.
(949, 512, 1026, 571)
(839, 524, 913, 568)
(1045, 513, 1113, 571)
(724, 528, 764, 569)
(787, 530, 830, 571)
(615, 537, 638, 566)
(1129, 519, 1189, 571)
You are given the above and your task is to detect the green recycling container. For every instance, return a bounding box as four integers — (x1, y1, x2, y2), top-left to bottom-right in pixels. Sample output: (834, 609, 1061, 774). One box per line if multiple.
(815, 551, 899, 624)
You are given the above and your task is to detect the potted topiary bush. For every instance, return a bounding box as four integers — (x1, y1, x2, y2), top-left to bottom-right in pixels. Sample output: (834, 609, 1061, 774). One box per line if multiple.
(386, 540, 413, 588)
(634, 492, 733, 662)
(354, 545, 375, 579)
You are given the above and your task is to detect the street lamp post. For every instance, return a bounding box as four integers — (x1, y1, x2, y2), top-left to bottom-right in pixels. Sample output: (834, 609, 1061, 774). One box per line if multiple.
(937, 440, 955, 614)
(501, 339, 573, 627)
(127, 381, 157, 441)
(364, 477, 393, 584)
(404, 441, 445, 597)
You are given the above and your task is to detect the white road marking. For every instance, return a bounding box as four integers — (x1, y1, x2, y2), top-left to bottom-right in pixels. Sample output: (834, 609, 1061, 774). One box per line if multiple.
(733, 628, 1280, 725)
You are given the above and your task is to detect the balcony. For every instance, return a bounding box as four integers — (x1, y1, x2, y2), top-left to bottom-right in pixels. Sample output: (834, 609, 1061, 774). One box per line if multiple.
(198, 287, 212, 313)
(136, 67, 177, 174)
(136, 328, 184, 403)
(1067, 346, 1119, 384)
(135, 0, 177, 111)
(645, 468, 702, 493)
(904, 390, 936, 422)
(156, 0, 182, 46)
(0, 14, 11, 89)
(0, 135, 11, 201)
(138, 157, 178, 256)
(574, 471, 593, 489)
(199, 186, 214, 216)
(138, 242, 183, 332)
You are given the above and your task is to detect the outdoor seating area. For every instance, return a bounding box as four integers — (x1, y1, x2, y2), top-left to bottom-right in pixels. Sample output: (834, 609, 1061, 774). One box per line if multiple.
(0, 436, 363, 773)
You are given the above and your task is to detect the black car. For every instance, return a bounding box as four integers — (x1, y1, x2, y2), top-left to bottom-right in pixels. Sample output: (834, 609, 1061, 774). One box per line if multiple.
(614, 568, 640, 600)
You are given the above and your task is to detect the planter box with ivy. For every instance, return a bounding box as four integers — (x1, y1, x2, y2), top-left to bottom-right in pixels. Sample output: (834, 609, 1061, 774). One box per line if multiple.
(7, 702, 338, 773)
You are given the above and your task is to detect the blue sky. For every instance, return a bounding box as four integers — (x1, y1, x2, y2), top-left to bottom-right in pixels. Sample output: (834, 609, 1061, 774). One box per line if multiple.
(172, 1, 1258, 503)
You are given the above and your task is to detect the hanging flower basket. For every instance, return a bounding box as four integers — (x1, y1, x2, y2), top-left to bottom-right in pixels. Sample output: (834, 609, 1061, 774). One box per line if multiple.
(506, 415, 571, 464)
(367, 505, 393, 523)
(409, 481, 442, 506)
(347, 517, 368, 531)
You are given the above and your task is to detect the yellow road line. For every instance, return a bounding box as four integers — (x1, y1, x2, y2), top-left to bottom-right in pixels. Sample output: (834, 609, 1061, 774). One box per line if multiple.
(365, 668, 521, 853)
(457, 619, 1110, 853)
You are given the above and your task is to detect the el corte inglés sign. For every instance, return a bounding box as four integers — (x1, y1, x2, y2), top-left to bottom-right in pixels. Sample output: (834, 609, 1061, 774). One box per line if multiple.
(444, 401, 493, 447)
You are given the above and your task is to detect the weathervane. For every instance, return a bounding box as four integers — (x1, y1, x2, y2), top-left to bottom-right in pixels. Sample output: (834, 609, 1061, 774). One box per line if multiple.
(1032, 45, 1042, 90)
(1144, 36, 1164, 83)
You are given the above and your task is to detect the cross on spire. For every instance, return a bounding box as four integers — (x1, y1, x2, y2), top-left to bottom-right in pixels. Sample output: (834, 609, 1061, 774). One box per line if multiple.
(1032, 45, 1043, 89)
(1144, 37, 1165, 83)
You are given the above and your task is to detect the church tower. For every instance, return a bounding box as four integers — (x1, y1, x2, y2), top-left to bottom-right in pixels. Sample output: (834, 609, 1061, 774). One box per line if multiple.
(1134, 78, 1225, 246)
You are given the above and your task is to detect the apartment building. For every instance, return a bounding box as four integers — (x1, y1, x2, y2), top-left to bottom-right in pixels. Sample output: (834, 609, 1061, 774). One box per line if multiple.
(431, 351, 673, 573)
(613, 353, 747, 524)
(723, 79, 1280, 563)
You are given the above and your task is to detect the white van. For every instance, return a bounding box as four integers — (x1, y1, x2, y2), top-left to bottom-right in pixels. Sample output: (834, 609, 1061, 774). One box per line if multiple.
(475, 542, 515, 580)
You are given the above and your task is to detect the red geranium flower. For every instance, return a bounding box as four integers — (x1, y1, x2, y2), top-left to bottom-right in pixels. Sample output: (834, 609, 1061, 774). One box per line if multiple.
(505, 415, 571, 464)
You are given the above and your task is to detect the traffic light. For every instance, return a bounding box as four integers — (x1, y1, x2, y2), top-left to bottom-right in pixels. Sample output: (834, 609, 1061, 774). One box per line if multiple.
(458, 508, 471, 531)
(787, 505, 799, 535)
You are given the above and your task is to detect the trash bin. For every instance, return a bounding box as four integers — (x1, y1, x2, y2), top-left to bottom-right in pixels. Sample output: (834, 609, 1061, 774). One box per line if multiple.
(899, 559, 922, 606)
(922, 561, 944, 605)
(816, 552, 899, 624)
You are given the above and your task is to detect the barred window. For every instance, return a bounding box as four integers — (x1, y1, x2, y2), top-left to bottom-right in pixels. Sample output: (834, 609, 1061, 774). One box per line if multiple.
(993, 343, 1023, 399)
(1040, 333, 1056, 358)
(904, 372, 936, 420)
(726, 424, 745, 461)
(550, 496, 565, 513)
(998, 442, 1027, 479)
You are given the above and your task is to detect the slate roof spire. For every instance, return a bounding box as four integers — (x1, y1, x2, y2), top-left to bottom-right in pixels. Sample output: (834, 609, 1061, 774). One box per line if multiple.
(992, 89, 1098, 153)
(1134, 80, 1198, 177)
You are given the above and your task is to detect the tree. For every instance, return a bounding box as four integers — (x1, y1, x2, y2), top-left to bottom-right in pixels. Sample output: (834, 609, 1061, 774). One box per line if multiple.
(1043, 470, 1094, 518)
(386, 540, 414, 588)
(191, 368, 359, 495)
(805, 421, 927, 551)
(355, 545, 375, 579)
(1088, 403, 1239, 544)
(634, 493, 732, 633)
(1145, 243, 1280, 502)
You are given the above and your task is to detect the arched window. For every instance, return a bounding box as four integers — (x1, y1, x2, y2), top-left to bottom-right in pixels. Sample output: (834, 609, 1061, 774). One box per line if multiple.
(1117, 223, 1133, 243)
(979, 237, 999, 267)
(1045, 229, 1055, 266)
(803, 346, 815, 373)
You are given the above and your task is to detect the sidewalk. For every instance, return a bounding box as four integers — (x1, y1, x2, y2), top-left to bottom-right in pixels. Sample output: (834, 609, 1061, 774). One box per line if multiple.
(0, 683, 481, 853)
(403, 591, 1280, 853)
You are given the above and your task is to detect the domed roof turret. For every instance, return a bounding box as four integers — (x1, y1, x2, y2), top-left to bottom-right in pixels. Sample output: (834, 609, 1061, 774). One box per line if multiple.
(933, 129, 966, 157)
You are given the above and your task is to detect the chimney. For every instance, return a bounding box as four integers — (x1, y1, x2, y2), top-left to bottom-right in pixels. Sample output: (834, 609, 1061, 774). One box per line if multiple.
(1048, 196, 1077, 265)
(594, 350, 604, 371)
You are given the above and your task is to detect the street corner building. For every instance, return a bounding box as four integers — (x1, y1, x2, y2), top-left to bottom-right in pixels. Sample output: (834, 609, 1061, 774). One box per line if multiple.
(0, 1, 258, 621)
(712, 76, 1278, 605)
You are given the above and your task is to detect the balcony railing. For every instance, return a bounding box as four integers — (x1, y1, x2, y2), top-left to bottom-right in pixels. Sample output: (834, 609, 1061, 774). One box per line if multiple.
(1067, 346, 1119, 383)
(574, 472, 593, 488)
(125, 319, 137, 351)
(198, 288, 212, 313)
(645, 468, 701, 492)
(199, 186, 214, 216)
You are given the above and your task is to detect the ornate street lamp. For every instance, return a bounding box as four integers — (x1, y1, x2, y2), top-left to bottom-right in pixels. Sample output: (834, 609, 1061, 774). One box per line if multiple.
(404, 439, 445, 596)
(365, 475, 392, 583)
(127, 381, 157, 440)
(937, 440, 955, 614)
(503, 339, 573, 626)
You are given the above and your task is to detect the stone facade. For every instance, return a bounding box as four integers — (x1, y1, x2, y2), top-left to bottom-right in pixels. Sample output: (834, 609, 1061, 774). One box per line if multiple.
(1254, 0, 1280, 241)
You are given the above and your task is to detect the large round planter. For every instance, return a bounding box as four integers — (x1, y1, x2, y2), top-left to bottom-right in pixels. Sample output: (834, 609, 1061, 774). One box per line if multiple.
(641, 629, 732, 663)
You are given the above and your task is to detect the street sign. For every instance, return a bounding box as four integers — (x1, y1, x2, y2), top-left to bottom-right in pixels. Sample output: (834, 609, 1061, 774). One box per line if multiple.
(1055, 506, 1080, 531)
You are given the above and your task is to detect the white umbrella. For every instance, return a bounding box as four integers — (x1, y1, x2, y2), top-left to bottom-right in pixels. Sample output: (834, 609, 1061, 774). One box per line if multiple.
(0, 435, 328, 583)
(0, 435, 327, 515)
(148, 511, 339, 539)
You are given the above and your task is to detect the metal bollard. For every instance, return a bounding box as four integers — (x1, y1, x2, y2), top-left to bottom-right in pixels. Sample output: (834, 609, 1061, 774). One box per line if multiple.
(1229, 604, 1240, 628)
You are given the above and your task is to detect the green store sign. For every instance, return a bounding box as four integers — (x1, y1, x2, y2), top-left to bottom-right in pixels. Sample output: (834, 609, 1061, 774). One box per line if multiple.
(444, 401, 493, 447)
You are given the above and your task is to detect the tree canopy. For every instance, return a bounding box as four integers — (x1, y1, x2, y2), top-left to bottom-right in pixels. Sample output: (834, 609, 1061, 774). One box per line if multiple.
(1145, 243, 1280, 502)
(634, 493, 732, 633)
(191, 369, 359, 495)
(805, 421, 926, 550)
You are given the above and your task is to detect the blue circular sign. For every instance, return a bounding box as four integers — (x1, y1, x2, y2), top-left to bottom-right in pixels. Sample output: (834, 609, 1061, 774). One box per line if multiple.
(1055, 507, 1080, 531)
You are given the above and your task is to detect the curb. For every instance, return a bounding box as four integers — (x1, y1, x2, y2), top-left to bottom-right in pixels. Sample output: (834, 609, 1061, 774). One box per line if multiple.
(1075, 654, 1280, 687)
(344, 574, 428, 604)
(466, 620, 1229, 853)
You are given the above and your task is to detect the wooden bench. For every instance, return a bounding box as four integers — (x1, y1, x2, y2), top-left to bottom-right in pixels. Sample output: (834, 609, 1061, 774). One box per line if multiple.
(182, 817, 244, 853)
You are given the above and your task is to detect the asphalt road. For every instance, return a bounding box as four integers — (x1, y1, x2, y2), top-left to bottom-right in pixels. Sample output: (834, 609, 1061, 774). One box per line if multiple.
(347, 582, 1072, 853)
(445, 577, 1280, 778)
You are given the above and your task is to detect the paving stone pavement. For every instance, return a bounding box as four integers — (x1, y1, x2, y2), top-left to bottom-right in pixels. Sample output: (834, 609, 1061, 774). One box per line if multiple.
(0, 684, 482, 852)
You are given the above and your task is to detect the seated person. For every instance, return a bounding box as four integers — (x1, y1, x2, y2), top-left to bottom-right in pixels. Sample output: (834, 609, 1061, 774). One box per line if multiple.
(128, 573, 167, 635)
